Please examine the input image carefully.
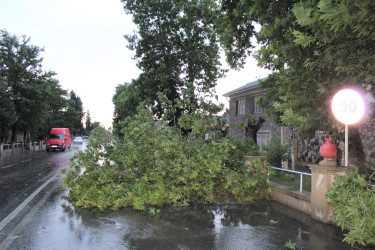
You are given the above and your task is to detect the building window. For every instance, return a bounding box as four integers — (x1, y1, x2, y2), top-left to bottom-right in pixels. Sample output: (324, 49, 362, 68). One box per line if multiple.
(253, 97, 264, 114)
(235, 99, 245, 115)
(257, 131, 271, 151)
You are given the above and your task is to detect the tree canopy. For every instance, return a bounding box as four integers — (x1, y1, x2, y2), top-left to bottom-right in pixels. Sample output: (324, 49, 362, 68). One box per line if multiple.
(112, 80, 142, 135)
(217, 0, 375, 173)
(117, 0, 225, 127)
(113, 0, 375, 172)
(67, 90, 84, 136)
(0, 30, 85, 142)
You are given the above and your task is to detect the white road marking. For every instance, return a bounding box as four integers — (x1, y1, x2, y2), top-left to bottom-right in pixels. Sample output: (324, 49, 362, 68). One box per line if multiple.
(0, 181, 55, 249)
(0, 171, 60, 232)
(2, 164, 15, 169)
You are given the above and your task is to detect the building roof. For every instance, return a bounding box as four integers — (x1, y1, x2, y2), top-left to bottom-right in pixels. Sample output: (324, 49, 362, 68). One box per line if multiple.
(223, 78, 267, 97)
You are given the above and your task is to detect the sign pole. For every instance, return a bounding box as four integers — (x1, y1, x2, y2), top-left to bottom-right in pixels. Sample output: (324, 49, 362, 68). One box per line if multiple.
(331, 88, 365, 167)
(345, 124, 348, 167)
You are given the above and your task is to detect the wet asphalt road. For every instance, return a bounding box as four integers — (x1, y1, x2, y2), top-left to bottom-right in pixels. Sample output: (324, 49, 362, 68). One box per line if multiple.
(0, 147, 77, 223)
(0, 143, 353, 249)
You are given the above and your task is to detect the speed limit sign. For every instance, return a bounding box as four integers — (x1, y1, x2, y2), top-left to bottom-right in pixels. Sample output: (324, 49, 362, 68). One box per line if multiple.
(331, 89, 365, 124)
(331, 88, 365, 167)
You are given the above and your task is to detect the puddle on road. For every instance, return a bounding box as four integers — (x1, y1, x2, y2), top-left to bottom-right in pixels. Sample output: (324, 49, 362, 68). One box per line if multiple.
(7, 188, 353, 250)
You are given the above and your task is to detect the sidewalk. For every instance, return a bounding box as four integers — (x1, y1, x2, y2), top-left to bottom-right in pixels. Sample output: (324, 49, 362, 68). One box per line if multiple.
(0, 147, 24, 157)
(1, 142, 45, 156)
(0, 143, 46, 167)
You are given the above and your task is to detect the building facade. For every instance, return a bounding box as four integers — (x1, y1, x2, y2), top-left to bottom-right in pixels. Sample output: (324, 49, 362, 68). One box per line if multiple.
(223, 79, 289, 150)
(224, 79, 375, 169)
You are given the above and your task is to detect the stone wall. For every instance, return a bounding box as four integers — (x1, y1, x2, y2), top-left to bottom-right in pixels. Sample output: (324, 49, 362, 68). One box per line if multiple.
(296, 132, 329, 165)
(359, 121, 375, 168)
(296, 122, 375, 168)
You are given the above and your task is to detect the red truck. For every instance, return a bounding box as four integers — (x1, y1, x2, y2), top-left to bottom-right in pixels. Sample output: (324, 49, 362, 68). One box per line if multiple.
(46, 128, 71, 152)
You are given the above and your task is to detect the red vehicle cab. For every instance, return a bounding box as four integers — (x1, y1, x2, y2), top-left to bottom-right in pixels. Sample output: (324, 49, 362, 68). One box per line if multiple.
(46, 128, 71, 152)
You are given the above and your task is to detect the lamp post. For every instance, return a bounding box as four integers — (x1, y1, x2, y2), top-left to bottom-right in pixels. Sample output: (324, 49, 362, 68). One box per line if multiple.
(331, 89, 365, 166)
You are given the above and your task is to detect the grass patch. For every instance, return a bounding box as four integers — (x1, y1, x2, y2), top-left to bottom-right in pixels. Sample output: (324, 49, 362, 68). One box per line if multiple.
(269, 170, 311, 192)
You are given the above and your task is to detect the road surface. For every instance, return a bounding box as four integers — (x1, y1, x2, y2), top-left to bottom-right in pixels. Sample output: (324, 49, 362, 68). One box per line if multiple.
(0, 142, 352, 249)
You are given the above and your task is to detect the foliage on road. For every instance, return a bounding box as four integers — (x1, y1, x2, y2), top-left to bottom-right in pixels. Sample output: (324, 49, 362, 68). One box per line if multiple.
(326, 170, 375, 247)
(284, 240, 297, 250)
(63, 107, 272, 211)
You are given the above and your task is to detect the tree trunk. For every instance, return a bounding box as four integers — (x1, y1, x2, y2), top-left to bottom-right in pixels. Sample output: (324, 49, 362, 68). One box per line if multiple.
(0, 127, 5, 143)
(11, 123, 17, 143)
(245, 117, 265, 143)
(348, 125, 369, 176)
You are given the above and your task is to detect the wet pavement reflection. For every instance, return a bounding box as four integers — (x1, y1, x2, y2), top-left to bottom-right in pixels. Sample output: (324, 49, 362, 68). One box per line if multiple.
(5, 185, 352, 250)
(0, 148, 76, 223)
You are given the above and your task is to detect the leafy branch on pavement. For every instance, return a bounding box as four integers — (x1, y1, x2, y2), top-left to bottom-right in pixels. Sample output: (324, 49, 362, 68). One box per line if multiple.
(326, 169, 375, 247)
(63, 101, 271, 211)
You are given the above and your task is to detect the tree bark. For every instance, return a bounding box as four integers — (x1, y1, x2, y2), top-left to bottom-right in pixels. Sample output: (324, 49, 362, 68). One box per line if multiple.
(348, 125, 369, 176)
(245, 117, 265, 143)
(11, 123, 17, 143)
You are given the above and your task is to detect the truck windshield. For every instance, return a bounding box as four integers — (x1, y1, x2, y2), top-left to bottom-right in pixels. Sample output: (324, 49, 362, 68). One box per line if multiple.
(49, 134, 65, 140)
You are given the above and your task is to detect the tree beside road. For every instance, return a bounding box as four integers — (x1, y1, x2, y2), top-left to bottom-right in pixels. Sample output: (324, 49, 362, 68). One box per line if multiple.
(217, 0, 375, 175)
(113, 0, 225, 133)
(0, 30, 89, 143)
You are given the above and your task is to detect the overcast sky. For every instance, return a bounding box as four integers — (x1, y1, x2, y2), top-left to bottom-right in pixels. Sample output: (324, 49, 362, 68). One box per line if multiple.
(0, 0, 270, 128)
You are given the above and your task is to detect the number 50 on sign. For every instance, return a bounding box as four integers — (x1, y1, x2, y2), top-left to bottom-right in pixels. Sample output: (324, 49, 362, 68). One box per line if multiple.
(331, 89, 365, 125)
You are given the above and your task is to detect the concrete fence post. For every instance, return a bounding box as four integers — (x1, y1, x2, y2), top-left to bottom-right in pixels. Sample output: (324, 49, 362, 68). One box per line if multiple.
(0, 143, 3, 156)
(308, 164, 348, 223)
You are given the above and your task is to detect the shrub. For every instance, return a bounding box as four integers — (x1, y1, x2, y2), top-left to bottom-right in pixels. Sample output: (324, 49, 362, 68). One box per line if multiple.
(262, 136, 290, 168)
(326, 169, 375, 247)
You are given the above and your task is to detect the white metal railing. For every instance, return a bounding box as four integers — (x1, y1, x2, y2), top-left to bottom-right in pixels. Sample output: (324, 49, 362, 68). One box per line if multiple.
(271, 167, 375, 191)
(269, 166, 312, 193)
(235, 160, 373, 192)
